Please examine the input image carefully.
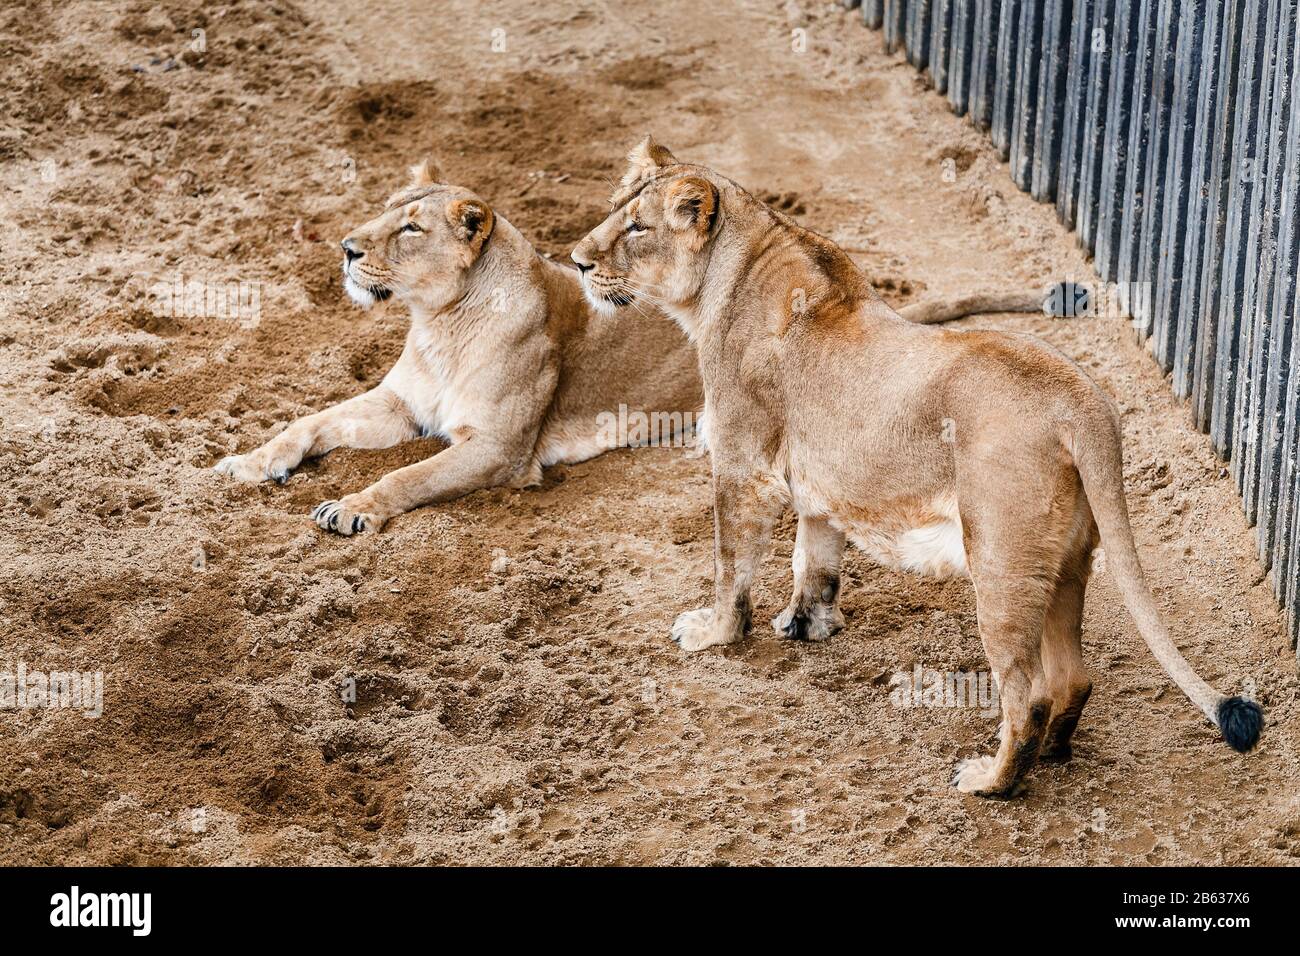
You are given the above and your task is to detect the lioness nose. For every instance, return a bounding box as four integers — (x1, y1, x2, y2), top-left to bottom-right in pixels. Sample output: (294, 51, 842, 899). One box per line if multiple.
(571, 246, 594, 273)
(341, 239, 363, 263)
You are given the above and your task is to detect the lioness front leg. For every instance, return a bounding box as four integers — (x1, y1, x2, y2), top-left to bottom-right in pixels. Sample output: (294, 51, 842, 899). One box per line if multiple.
(312, 433, 522, 536)
(673, 467, 782, 652)
(772, 513, 846, 642)
(215, 386, 416, 484)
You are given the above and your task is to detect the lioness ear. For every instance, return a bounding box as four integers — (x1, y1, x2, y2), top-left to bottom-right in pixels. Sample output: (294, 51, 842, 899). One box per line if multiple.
(409, 157, 444, 187)
(663, 176, 718, 246)
(619, 134, 678, 191)
(445, 197, 494, 250)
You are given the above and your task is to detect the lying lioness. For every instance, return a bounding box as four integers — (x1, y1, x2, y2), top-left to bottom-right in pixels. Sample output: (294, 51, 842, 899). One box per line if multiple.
(571, 137, 1263, 798)
(215, 159, 701, 533)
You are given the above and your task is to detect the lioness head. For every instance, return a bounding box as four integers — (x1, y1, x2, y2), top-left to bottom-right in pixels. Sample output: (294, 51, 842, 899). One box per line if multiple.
(340, 158, 495, 310)
(571, 136, 722, 313)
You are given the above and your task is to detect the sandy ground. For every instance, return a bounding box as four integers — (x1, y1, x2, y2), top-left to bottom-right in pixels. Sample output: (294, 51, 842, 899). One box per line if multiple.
(1, 0, 1297, 866)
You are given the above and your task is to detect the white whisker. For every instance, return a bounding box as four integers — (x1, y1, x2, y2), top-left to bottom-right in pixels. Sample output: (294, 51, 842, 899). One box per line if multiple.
(624, 289, 670, 315)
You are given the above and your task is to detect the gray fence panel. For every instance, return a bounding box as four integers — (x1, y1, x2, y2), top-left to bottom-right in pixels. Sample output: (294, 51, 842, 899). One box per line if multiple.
(1278, 268, 1300, 648)
(1056, 0, 1094, 230)
(1212, 1, 1269, 458)
(1291, 444, 1300, 649)
(1232, 0, 1285, 500)
(1009, 0, 1042, 189)
(1094, 0, 1140, 280)
(848, 0, 1300, 648)
(930, 0, 954, 91)
(1262, 17, 1300, 581)
(1115, 0, 1158, 291)
(968, 0, 999, 127)
(1151, 0, 1206, 374)
(1031, 0, 1073, 202)
(885, 0, 908, 52)
(907, 0, 933, 67)
(1186, 0, 1243, 417)
(1132, 1, 1179, 338)
(990, 0, 1021, 157)
(1076, 0, 1115, 250)
(1242, 0, 1298, 534)
(948, 0, 976, 115)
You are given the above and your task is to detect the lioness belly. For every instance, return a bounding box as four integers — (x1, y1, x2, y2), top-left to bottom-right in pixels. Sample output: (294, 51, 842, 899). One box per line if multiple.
(830, 492, 969, 579)
(536, 407, 699, 466)
(535, 418, 615, 467)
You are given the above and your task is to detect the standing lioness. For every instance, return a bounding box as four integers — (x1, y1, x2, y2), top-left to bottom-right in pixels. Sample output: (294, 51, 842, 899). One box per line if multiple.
(216, 160, 701, 532)
(571, 137, 1263, 798)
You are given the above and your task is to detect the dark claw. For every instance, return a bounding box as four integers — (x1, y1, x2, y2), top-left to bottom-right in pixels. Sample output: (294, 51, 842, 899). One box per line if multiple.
(780, 612, 809, 641)
(1039, 745, 1073, 764)
(328, 510, 339, 530)
(351, 515, 363, 533)
(272, 470, 288, 485)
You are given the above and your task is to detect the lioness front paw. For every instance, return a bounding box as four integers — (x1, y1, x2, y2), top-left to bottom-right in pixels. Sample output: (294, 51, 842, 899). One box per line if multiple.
(312, 496, 386, 537)
(952, 756, 1022, 799)
(214, 451, 294, 485)
(671, 607, 735, 653)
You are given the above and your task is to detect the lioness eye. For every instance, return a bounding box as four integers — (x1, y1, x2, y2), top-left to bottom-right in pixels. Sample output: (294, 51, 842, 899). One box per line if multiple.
(402, 222, 423, 234)
(626, 221, 644, 234)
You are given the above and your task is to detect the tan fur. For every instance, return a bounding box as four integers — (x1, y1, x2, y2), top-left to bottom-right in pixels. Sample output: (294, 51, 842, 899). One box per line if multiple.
(215, 159, 700, 535)
(571, 137, 1259, 798)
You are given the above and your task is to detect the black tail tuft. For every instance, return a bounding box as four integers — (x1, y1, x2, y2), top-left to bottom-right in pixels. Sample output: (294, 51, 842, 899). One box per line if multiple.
(1041, 281, 1090, 318)
(1217, 696, 1263, 753)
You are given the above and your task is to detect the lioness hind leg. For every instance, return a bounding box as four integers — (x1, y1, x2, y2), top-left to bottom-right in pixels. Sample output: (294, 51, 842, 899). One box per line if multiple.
(953, 576, 1053, 799)
(772, 514, 846, 642)
(1039, 539, 1096, 763)
(1039, 580, 1092, 762)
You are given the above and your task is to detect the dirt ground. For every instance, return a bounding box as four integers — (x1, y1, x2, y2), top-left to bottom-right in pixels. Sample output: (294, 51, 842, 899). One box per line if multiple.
(1, 0, 1297, 866)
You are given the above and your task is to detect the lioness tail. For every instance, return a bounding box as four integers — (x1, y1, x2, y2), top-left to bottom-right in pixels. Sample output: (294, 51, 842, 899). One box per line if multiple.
(1066, 410, 1263, 753)
(898, 282, 1085, 324)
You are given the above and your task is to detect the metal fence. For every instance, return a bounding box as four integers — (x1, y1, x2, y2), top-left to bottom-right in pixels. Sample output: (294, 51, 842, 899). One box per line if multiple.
(843, 0, 1300, 651)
